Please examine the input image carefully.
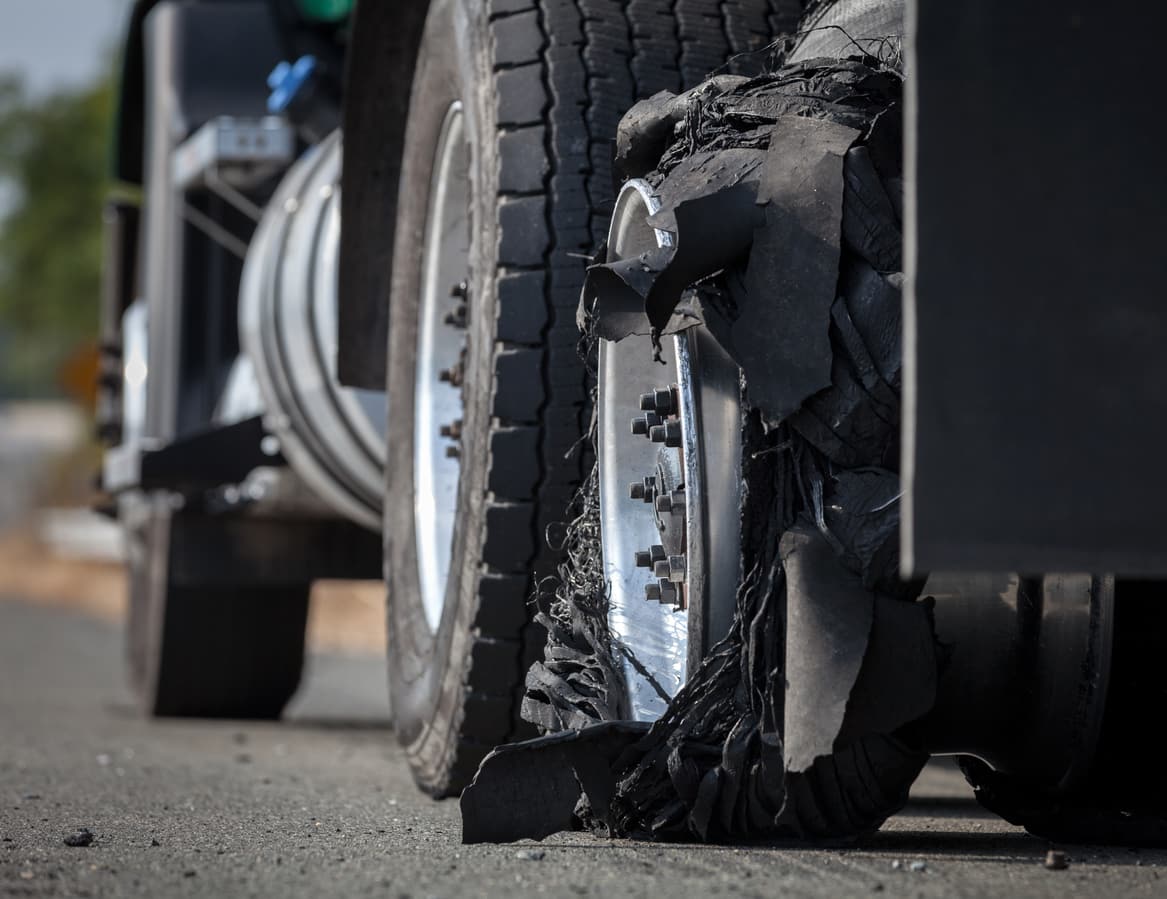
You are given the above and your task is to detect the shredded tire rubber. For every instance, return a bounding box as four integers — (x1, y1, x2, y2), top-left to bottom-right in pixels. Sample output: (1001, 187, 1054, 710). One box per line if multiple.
(462, 37, 946, 844)
(462, 0, 1167, 849)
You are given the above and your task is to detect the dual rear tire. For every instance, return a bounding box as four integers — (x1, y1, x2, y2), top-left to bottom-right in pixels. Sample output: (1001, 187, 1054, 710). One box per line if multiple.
(385, 0, 786, 795)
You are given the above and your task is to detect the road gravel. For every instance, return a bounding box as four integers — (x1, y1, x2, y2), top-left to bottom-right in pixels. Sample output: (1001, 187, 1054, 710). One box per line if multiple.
(2, 598, 1165, 898)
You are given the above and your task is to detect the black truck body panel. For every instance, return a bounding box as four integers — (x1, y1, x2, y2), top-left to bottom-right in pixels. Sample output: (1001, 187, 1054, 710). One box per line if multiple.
(905, 0, 1167, 574)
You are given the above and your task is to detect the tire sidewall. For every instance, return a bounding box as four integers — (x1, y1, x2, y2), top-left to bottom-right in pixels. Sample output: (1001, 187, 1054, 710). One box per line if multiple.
(384, 0, 501, 774)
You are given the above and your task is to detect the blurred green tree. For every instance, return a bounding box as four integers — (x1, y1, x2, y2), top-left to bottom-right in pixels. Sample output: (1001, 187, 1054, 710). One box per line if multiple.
(0, 69, 113, 397)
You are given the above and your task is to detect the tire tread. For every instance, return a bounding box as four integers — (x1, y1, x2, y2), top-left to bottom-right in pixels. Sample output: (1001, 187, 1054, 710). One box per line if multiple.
(426, 0, 783, 794)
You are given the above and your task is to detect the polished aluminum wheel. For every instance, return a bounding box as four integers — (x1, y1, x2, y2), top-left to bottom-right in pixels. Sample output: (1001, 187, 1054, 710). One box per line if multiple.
(597, 180, 743, 720)
(414, 103, 471, 633)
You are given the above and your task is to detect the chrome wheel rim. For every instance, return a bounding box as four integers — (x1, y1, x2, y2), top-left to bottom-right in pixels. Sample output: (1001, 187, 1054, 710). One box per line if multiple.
(414, 102, 470, 633)
(597, 180, 743, 720)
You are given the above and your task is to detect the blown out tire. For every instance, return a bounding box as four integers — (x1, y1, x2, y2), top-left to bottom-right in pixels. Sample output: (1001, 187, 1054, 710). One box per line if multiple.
(577, 20, 922, 839)
(384, 0, 787, 795)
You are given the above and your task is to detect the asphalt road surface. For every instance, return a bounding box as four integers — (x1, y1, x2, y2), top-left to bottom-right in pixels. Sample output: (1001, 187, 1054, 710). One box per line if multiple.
(3, 599, 1167, 898)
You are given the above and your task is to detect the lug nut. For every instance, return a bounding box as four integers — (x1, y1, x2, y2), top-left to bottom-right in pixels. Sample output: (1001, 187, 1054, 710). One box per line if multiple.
(666, 555, 686, 582)
(659, 580, 679, 605)
(445, 445, 460, 458)
(653, 559, 671, 579)
(439, 365, 464, 387)
(440, 419, 463, 439)
(635, 550, 653, 568)
(450, 280, 469, 299)
(629, 476, 657, 503)
(631, 411, 662, 437)
(443, 303, 468, 327)
(645, 582, 662, 602)
(654, 490, 685, 515)
(650, 544, 666, 563)
(638, 387, 678, 415)
(649, 420, 681, 446)
(653, 387, 677, 415)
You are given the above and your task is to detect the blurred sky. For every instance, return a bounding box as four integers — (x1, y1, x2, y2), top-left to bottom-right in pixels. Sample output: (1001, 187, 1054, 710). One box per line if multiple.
(0, 0, 129, 218)
(1, 0, 129, 96)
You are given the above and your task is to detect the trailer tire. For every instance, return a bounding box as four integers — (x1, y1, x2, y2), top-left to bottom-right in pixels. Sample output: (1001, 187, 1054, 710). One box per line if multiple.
(384, 0, 787, 796)
(125, 495, 309, 719)
(960, 581, 1167, 846)
(525, 39, 922, 841)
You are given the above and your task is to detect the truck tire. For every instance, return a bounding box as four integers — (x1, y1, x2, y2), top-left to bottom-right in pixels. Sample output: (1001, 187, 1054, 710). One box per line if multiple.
(384, 0, 787, 795)
(585, 160, 922, 841)
(125, 495, 309, 719)
(521, 17, 919, 839)
(960, 581, 1167, 846)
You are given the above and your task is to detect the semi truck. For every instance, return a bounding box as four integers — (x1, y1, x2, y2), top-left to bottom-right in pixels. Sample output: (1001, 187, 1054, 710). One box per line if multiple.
(99, 0, 1167, 844)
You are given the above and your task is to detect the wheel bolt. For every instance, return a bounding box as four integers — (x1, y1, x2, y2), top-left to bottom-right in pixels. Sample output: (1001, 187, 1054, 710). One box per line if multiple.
(639, 387, 677, 415)
(445, 445, 460, 458)
(629, 476, 657, 503)
(650, 420, 682, 447)
(631, 411, 662, 437)
(450, 280, 469, 299)
(635, 550, 653, 568)
(440, 419, 463, 439)
(443, 303, 468, 328)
